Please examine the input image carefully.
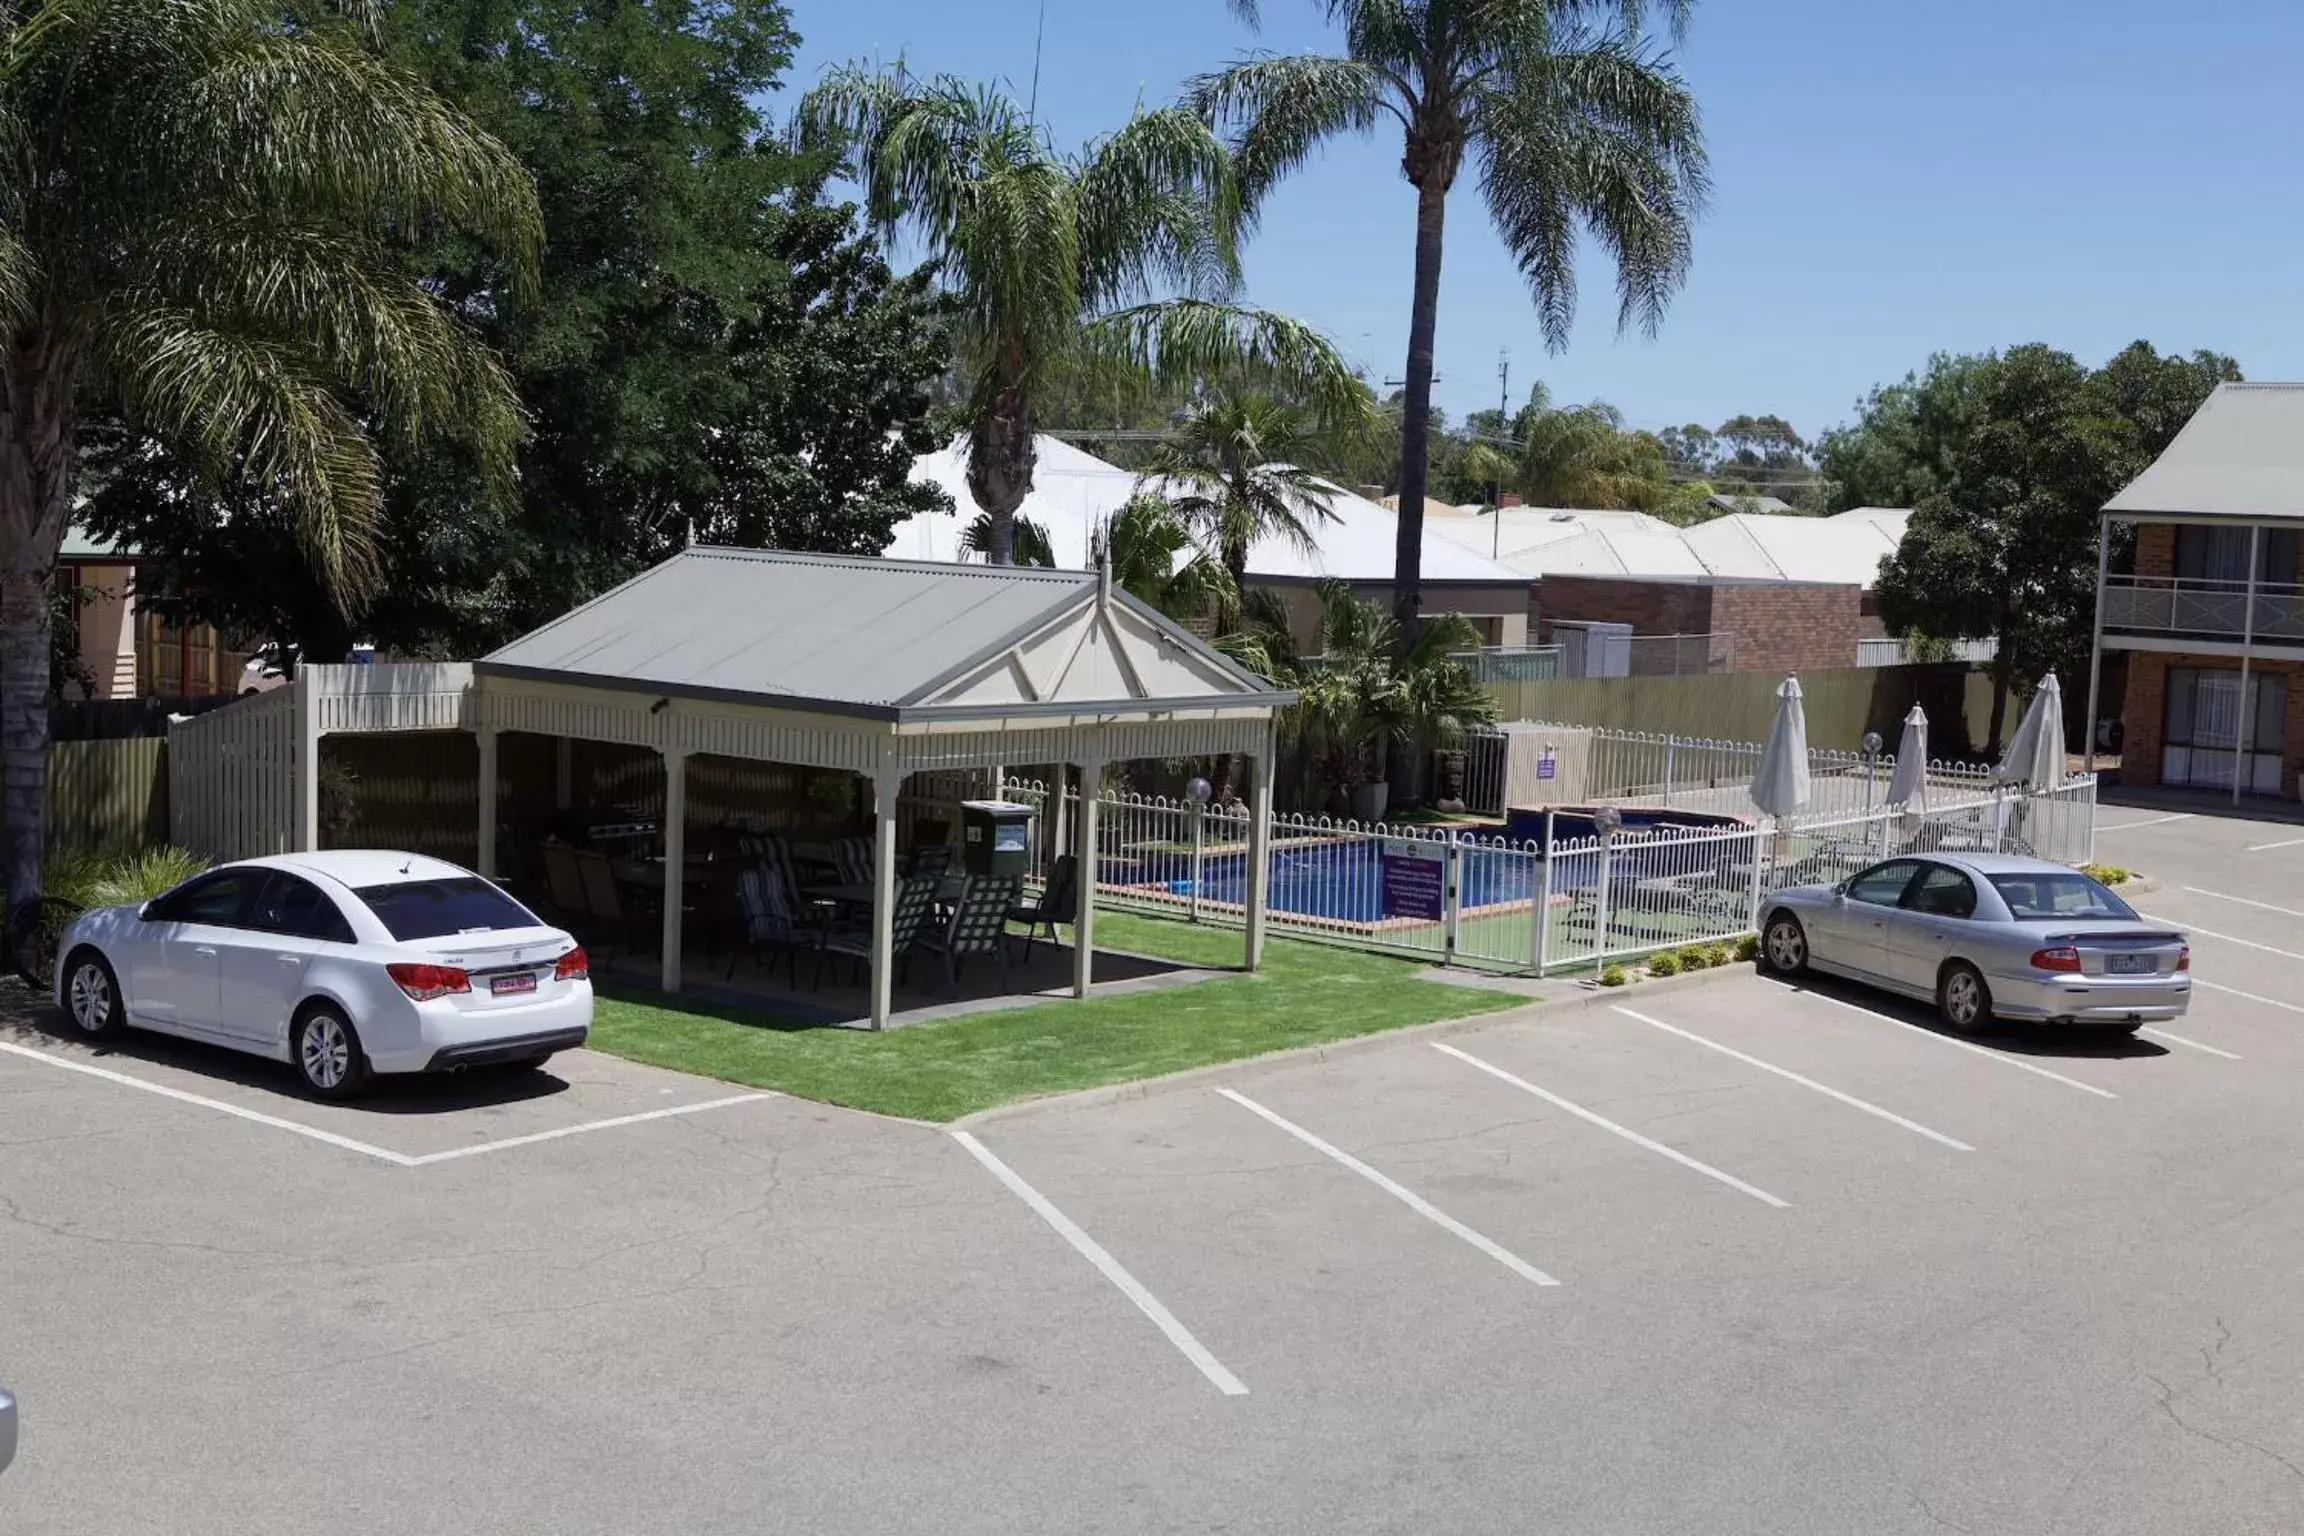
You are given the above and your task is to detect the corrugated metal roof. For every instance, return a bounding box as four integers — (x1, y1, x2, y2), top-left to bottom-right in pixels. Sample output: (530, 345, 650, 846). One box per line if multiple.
(894, 435, 1526, 585)
(482, 547, 1263, 717)
(2103, 383, 2304, 519)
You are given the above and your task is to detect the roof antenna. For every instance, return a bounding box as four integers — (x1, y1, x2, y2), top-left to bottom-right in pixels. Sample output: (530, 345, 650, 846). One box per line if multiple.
(1026, 0, 1047, 122)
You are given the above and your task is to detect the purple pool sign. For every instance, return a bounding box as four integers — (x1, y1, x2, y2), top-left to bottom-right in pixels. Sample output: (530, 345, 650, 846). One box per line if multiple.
(1379, 841, 1446, 921)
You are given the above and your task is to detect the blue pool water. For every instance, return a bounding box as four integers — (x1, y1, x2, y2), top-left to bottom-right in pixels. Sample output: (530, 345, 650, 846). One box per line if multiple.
(1114, 839, 1540, 924)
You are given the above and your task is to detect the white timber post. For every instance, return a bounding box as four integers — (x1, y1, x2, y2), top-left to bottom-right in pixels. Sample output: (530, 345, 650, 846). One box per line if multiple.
(1074, 756, 1104, 998)
(2235, 524, 2262, 804)
(2083, 517, 2109, 776)
(476, 724, 499, 878)
(868, 753, 903, 1030)
(292, 669, 320, 852)
(1244, 727, 1274, 972)
(659, 747, 688, 994)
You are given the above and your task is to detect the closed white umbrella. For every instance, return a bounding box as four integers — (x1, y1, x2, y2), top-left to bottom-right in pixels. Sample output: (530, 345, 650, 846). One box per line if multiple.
(1749, 675, 1813, 820)
(1995, 673, 2067, 790)
(1885, 704, 1929, 810)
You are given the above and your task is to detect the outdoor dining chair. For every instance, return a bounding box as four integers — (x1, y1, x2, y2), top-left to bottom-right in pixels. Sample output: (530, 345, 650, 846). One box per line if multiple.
(541, 840, 587, 924)
(921, 875, 1020, 995)
(833, 835, 875, 887)
(728, 862, 811, 986)
(1006, 854, 1078, 959)
(814, 872, 941, 991)
(573, 848, 646, 959)
(903, 841, 954, 879)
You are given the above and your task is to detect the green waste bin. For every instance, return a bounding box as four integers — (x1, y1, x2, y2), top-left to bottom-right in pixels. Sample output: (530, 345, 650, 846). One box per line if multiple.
(961, 800, 1034, 878)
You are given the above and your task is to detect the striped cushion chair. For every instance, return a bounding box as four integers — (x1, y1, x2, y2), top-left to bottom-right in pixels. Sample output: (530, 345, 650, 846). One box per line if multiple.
(834, 835, 876, 887)
(729, 863, 809, 984)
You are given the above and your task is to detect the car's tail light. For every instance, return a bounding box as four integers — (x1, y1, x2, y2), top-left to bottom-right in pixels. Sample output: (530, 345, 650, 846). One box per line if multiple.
(2177, 945, 2190, 972)
(553, 947, 589, 981)
(2030, 946, 2083, 973)
(387, 962, 470, 1001)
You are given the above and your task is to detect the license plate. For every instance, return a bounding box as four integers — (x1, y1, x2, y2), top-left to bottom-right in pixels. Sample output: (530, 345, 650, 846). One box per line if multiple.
(491, 972, 538, 996)
(2104, 954, 2156, 976)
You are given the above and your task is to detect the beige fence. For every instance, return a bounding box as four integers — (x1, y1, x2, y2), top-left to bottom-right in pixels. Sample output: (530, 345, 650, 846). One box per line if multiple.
(169, 689, 295, 862)
(46, 737, 169, 854)
(1483, 664, 1998, 756)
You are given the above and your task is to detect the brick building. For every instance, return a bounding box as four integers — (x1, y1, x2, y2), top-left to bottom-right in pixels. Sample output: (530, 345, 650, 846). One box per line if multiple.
(1536, 574, 1864, 676)
(2093, 383, 2304, 799)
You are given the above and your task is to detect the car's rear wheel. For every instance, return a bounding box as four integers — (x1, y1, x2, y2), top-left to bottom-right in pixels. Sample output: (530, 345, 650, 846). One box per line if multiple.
(1761, 912, 1808, 976)
(294, 1005, 371, 1101)
(63, 950, 124, 1040)
(1938, 962, 1994, 1033)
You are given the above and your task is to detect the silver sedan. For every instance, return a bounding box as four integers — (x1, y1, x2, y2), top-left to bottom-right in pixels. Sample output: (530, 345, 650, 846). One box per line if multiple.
(1759, 851, 2189, 1033)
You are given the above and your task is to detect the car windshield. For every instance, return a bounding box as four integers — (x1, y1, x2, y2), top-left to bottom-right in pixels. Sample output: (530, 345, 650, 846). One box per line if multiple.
(353, 877, 539, 940)
(1987, 872, 2137, 921)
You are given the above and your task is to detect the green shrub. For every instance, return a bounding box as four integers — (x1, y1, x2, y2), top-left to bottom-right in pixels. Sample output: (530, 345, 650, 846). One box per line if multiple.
(47, 846, 210, 911)
(1673, 945, 1710, 972)
(1646, 951, 1682, 977)
(2080, 862, 2132, 886)
(1733, 934, 1760, 964)
(1699, 943, 1733, 969)
(1598, 963, 1628, 988)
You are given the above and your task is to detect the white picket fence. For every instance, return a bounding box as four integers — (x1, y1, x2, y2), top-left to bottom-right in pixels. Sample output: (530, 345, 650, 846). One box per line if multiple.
(1006, 774, 2097, 976)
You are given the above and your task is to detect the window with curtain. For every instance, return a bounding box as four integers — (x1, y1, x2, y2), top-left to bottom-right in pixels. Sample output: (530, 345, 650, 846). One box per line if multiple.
(2174, 526, 2299, 585)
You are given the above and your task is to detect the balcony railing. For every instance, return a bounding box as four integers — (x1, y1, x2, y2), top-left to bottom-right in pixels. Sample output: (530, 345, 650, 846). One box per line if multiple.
(2102, 575, 2304, 642)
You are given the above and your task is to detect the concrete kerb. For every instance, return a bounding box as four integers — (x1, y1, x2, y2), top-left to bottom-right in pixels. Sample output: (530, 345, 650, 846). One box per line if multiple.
(948, 960, 1758, 1130)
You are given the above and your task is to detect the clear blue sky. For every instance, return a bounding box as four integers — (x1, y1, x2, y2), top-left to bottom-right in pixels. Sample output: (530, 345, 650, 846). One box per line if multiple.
(777, 0, 2301, 444)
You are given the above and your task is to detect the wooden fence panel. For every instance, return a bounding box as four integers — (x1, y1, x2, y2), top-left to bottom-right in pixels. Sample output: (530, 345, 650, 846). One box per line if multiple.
(45, 738, 168, 854)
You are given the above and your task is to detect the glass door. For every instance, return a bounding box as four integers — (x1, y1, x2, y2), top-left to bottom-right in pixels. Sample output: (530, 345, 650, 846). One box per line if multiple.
(2162, 667, 2285, 794)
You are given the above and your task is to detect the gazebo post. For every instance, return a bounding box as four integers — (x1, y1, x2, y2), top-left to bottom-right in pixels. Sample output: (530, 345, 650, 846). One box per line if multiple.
(1244, 730, 1273, 972)
(1073, 756, 1103, 998)
(868, 757, 902, 1030)
(660, 748, 687, 994)
(475, 725, 498, 877)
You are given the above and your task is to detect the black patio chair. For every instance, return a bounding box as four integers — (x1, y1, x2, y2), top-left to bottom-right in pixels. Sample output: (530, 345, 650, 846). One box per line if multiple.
(920, 875, 1021, 995)
(814, 872, 941, 990)
(1006, 854, 1077, 960)
(726, 860, 810, 986)
(903, 840, 954, 879)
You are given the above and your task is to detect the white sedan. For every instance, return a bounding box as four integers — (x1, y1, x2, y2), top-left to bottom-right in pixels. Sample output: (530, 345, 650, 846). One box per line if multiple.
(55, 850, 592, 1099)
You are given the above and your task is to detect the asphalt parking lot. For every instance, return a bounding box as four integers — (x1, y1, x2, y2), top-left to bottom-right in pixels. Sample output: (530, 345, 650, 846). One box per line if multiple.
(9, 802, 2304, 1534)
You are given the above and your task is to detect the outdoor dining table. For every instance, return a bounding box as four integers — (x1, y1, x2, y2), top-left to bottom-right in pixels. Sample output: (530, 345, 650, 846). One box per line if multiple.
(805, 875, 972, 909)
(613, 856, 720, 895)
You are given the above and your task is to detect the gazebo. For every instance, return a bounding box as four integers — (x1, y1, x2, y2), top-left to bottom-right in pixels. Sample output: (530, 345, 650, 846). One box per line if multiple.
(470, 548, 1294, 1028)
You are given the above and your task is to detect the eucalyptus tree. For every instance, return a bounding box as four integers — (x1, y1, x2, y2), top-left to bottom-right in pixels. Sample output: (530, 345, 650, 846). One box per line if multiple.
(800, 66, 1368, 565)
(1193, 0, 1708, 638)
(0, 0, 538, 901)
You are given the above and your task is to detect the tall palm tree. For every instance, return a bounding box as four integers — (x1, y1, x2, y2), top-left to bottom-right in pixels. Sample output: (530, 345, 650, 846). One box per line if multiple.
(0, 0, 539, 903)
(1192, 1, 1708, 642)
(1512, 384, 1668, 507)
(799, 66, 1369, 566)
(1137, 391, 1339, 619)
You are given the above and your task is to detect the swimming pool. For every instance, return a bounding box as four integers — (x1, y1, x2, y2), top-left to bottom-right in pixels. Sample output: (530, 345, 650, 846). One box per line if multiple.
(1106, 837, 1541, 925)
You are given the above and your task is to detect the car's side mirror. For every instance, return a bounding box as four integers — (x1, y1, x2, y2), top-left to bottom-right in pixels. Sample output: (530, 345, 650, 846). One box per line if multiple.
(138, 901, 156, 922)
(1, 1385, 17, 1476)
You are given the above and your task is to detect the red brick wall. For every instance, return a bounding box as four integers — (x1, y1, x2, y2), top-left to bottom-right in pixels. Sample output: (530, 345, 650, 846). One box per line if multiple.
(1536, 576, 1714, 640)
(2134, 523, 2175, 579)
(1711, 583, 1864, 675)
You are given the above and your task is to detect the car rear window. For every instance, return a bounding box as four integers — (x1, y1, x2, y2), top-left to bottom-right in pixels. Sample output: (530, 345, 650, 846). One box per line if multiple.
(353, 877, 540, 940)
(1988, 872, 2137, 921)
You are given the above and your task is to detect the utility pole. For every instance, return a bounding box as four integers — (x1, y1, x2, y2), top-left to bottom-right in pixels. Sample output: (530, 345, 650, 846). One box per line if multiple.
(1493, 349, 1510, 559)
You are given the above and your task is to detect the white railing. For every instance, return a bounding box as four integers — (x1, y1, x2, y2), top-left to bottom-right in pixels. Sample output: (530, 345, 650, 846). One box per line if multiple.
(1459, 722, 2002, 822)
(2101, 575, 2304, 641)
(1003, 774, 2099, 976)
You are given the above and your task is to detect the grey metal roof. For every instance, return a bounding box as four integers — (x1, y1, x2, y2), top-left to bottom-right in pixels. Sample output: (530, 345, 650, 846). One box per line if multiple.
(478, 547, 1281, 720)
(2104, 383, 2304, 520)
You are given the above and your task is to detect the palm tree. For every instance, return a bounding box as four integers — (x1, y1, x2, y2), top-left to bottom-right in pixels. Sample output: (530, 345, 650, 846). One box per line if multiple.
(1092, 494, 1236, 624)
(1512, 385, 1668, 507)
(799, 66, 1369, 566)
(1137, 391, 1339, 621)
(961, 512, 1058, 567)
(1192, 1, 1708, 642)
(0, 0, 538, 903)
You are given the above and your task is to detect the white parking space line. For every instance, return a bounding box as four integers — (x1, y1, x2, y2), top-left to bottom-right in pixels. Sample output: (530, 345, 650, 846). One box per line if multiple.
(1214, 1087, 1561, 1288)
(1611, 1007, 1974, 1151)
(2148, 917, 2304, 964)
(2139, 1028, 2241, 1061)
(404, 1094, 776, 1165)
(2192, 977, 2304, 1016)
(1432, 1043, 1789, 1209)
(2244, 835, 2304, 852)
(1788, 988, 2119, 1099)
(0, 1039, 416, 1165)
(2097, 814, 2195, 832)
(2177, 888, 2304, 922)
(951, 1131, 1248, 1398)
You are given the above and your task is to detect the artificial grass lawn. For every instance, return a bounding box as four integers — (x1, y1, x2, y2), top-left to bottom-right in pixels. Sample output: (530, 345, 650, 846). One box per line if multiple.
(585, 910, 1522, 1122)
